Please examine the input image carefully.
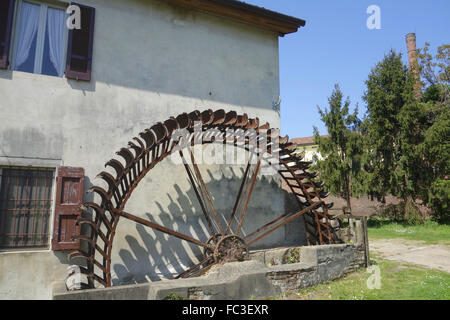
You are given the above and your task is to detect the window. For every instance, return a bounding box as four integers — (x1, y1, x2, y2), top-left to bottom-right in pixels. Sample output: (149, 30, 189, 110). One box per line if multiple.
(11, 0, 67, 77)
(0, 0, 96, 81)
(0, 167, 54, 249)
(0, 0, 15, 69)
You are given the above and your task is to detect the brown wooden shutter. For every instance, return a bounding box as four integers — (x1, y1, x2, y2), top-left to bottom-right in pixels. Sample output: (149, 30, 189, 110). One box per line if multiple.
(52, 167, 85, 251)
(65, 3, 95, 81)
(0, 0, 15, 69)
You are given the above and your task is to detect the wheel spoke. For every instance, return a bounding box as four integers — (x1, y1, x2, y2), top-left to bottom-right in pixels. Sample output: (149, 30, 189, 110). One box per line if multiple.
(175, 255, 214, 279)
(235, 159, 261, 236)
(226, 160, 252, 234)
(179, 150, 217, 236)
(188, 149, 225, 235)
(112, 209, 214, 250)
(244, 201, 323, 247)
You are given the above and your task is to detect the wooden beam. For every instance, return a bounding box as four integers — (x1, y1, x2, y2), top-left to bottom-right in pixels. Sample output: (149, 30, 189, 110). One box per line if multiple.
(165, 0, 306, 35)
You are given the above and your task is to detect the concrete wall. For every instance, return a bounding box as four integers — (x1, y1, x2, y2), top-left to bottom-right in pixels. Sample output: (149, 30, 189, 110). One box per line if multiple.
(0, 0, 305, 298)
(0, 250, 69, 299)
(53, 244, 366, 300)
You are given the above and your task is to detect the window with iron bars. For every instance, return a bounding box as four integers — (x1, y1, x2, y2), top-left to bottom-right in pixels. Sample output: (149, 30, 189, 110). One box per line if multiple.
(0, 167, 54, 250)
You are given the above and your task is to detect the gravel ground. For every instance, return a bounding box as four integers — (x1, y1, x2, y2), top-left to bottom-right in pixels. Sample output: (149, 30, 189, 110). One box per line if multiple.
(370, 239, 450, 273)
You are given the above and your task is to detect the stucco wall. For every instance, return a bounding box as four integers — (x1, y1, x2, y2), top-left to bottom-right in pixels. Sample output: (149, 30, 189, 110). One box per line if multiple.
(0, 0, 304, 298)
(0, 250, 70, 299)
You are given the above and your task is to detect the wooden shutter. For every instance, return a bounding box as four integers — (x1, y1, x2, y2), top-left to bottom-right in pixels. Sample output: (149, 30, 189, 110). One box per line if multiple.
(0, 0, 15, 69)
(65, 3, 95, 81)
(52, 167, 85, 251)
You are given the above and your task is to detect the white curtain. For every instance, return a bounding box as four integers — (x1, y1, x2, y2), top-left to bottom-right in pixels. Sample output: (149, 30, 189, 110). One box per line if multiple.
(46, 7, 65, 76)
(14, 1, 40, 69)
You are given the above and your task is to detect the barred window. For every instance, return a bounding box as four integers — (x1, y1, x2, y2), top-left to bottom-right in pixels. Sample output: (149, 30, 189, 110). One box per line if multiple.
(0, 168, 54, 249)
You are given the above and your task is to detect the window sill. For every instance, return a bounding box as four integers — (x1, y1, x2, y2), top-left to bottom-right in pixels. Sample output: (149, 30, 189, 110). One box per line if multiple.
(0, 247, 51, 255)
(8, 69, 65, 79)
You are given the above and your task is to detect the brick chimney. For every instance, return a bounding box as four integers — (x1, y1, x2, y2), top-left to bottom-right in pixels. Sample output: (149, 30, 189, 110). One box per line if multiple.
(405, 33, 421, 96)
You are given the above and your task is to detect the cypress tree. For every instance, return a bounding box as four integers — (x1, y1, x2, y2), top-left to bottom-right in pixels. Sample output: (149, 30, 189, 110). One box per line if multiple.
(313, 84, 363, 214)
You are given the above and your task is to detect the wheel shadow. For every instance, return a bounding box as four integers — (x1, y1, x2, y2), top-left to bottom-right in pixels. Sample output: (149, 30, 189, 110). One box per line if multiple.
(112, 165, 305, 286)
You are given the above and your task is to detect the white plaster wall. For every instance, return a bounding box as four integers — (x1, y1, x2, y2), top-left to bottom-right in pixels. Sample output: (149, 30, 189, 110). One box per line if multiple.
(0, 250, 69, 299)
(0, 0, 304, 298)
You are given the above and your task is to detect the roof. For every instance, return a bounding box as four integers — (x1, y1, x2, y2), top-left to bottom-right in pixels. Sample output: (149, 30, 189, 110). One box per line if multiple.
(291, 135, 330, 146)
(165, 0, 306, 35)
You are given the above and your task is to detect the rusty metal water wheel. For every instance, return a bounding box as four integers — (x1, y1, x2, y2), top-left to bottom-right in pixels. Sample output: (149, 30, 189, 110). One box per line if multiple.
(69, 109, 340, 288)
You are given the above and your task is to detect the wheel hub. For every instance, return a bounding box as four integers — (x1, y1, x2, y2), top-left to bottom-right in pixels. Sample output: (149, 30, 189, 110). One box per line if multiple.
(210, 235, 249, 263)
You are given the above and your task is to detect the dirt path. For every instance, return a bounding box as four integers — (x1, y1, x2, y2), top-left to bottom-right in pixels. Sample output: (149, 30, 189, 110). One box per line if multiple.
(369, 239, 450, 273)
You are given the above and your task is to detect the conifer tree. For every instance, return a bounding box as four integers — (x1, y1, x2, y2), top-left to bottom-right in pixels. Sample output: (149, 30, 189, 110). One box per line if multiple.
(417, 43, 450, 221)
(362, 50, 418, 209)
(313, 84, 363, 214)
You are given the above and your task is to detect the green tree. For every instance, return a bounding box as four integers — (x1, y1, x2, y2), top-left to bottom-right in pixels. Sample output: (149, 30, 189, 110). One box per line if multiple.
(362, 46, 449, 222)
(418, 43, 450, 105)
(417, 43, 450, 222)
(419, 101, 450, 222)
(362, 50, 418, 207)
(313, 84, 363, 214)
(428, 179, 450, 223)
(420, 107, 450, 180)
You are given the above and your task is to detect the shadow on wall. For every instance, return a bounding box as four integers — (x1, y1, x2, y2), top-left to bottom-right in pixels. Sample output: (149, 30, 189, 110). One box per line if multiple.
(111, 166, 306, 286)
(0, 70, 13, 80)
(65, 176, 96, 268)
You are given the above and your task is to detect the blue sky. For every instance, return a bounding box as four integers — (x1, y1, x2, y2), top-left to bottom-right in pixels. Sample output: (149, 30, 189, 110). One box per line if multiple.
(244, 0, 450, 138)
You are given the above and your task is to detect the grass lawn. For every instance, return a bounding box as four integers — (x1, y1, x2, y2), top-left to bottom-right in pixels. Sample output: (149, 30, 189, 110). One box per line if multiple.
(367, 219, 450, 245)
(267, 218, 450, 300)
(279, 256, 450, 300)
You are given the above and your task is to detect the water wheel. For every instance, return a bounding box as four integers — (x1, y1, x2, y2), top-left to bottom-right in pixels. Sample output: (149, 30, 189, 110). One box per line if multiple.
(69, 109, 340, 288)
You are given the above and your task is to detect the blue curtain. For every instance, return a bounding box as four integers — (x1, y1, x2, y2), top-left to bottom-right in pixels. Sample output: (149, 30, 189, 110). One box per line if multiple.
(14, 1, 40, 70)
(46, 7, 65, 76)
